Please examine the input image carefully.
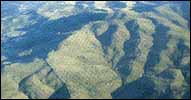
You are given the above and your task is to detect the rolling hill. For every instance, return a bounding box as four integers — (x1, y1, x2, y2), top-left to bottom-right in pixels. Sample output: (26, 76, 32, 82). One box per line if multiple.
(1, 1, 190, 99)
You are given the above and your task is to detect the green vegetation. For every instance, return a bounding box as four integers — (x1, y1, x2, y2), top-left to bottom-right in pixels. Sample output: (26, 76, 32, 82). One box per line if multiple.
(1, 1, 190, 99)
(1, 59, 45, 99)
(47, 25, 121, 99)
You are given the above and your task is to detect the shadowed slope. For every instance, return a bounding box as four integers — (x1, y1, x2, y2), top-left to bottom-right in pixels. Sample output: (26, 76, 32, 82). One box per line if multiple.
(144, 17, 170, 74)
(115, 20, 141, 84)
(1, 11, 108, 65)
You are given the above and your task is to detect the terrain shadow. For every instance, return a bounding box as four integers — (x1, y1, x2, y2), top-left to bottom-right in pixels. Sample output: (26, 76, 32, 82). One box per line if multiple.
(132, 1, 164, 13)
(106, 1, 127, 10)
(144, 17, 170, 73)
(97, 24, 118, 54)
(48, 85, 70, 99)
(1, 10, 108, 64)
(170, 1, 190, 29)
(170, 39, 190, 66)
(18, 62, 71, 99)
(112, 76, 156, 99)
(115, 20, 141, 84)
(112, 17, 170, 99)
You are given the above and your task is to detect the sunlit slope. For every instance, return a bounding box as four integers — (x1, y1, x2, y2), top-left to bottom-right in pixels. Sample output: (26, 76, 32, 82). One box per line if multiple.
(1, 1, 190, 99)
(47, 25, 121, 99)
(111, 1, 190, 99)
(1, 59, 45, 99)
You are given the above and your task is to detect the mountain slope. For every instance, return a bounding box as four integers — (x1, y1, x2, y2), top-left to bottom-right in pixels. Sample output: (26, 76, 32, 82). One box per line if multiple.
(1, 1, 190, 99)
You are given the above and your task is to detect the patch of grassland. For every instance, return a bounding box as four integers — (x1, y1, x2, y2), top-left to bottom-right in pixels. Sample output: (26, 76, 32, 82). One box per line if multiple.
(1, 58, 45, 99)
(47, 24, 121, 99)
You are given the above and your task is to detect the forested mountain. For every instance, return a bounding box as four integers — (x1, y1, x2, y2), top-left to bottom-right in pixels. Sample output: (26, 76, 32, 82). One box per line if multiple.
(1, 1, 190, 99)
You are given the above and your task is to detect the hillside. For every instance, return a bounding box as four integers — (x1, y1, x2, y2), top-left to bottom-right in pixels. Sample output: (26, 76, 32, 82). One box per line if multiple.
(1, 1, 190, 99)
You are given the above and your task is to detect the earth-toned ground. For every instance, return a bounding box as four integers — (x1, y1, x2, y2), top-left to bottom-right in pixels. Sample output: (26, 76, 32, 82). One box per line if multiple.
(1, 1, 190, 99)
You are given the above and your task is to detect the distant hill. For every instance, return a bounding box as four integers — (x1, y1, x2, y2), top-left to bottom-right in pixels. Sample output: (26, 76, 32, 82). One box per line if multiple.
(1, 1, 190, 99)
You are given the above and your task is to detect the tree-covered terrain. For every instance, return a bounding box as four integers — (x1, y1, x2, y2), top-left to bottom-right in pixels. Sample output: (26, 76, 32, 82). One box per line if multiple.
(1, 1, 190, 99)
